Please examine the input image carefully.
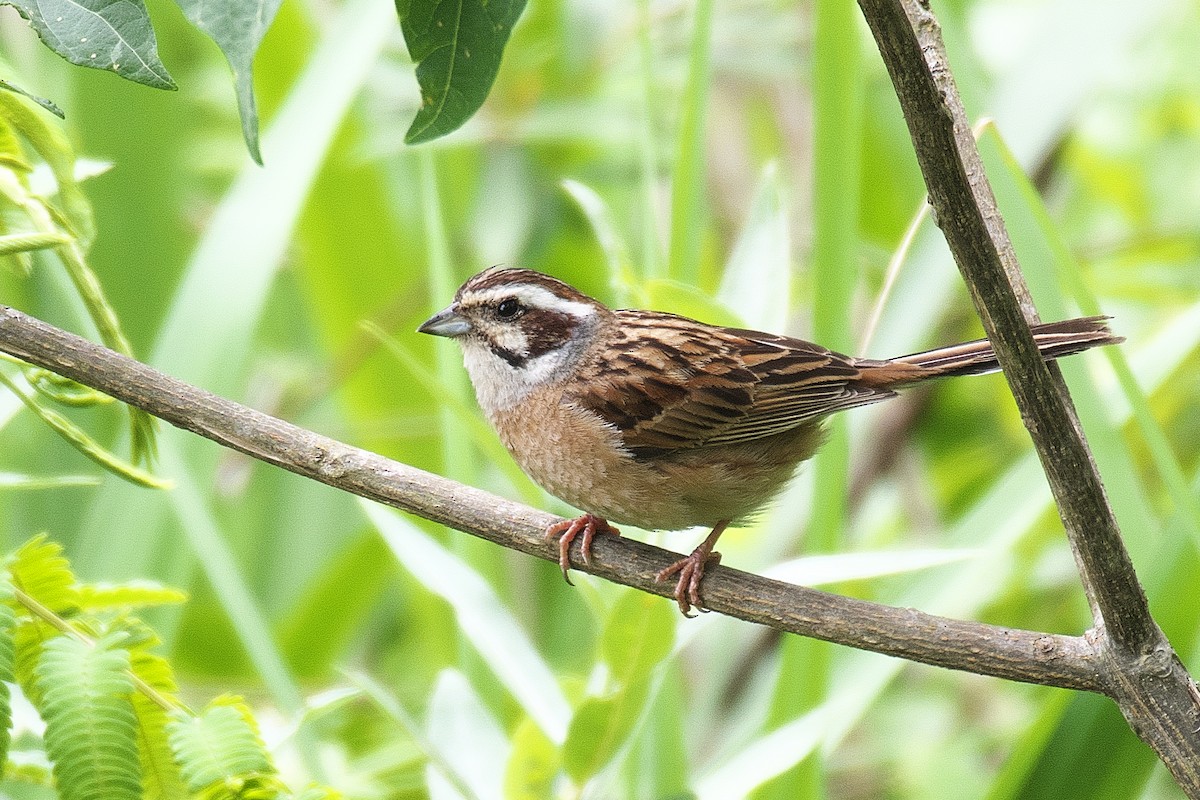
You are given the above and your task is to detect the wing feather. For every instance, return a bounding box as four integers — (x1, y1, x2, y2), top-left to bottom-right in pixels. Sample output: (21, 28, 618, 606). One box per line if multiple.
(564, 311, 894, 456)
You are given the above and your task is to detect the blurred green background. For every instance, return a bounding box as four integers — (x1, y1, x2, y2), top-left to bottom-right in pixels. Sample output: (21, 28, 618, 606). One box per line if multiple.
(1, 0, 1199, 797)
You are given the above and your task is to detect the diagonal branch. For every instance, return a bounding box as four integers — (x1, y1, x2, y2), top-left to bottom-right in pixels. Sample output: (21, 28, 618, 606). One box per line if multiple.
(858, 0, 1153, 650)
(0, 302, 1105, 692)
(856, 0, 1200, 793)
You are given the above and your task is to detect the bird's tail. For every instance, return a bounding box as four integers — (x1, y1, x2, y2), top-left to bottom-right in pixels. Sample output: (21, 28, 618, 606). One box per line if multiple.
(861, 316, 1121, 388)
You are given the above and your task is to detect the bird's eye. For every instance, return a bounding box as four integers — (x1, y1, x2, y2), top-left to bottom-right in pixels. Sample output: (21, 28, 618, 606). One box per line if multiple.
(496, 299, 523, 319)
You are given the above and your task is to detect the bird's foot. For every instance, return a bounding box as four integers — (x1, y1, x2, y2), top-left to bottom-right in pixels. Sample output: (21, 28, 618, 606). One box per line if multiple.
(654, 521, 730, 617)
(655, 548, 722, 617)
(544, 513, 620, 585)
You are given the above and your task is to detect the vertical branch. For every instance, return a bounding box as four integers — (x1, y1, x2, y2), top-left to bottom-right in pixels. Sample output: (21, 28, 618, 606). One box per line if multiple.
(857, 0, 1152, 651)
(854, 0, 1200, 793)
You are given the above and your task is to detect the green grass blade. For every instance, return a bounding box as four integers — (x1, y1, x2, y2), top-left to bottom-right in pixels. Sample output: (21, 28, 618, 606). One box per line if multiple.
(362, 500, 572, 744)
(666, 0, 713, 284)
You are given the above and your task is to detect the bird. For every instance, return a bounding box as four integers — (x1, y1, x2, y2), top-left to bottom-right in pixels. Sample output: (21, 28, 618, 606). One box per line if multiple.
(419, 267, 1121, 615)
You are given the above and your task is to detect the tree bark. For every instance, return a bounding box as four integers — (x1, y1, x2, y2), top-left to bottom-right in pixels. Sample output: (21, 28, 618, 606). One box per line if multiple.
(856, 0, 1200, 792)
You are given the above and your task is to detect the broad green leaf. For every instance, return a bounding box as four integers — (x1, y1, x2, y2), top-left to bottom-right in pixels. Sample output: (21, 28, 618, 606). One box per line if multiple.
(290, 787, 346, 800)
(762, 548, 984, 588)
(348, 669, 479, 800)
(562, 692, 644, 786)
(563, 594, 670, 791)
(560, 178, 635, 296)
(1, 0, 176, 90)
(718, 162, 791, 332)
(642, 278, 743, 328)
(665, 0, 713, 284)
(171, 0, 283, 164)
(695, 706, 829, 800)
(276, 530, 395, 678)
(398, 0, 527, 144)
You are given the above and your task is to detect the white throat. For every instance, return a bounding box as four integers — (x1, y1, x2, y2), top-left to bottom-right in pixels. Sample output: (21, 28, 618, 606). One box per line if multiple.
(461, 318, 597, 414)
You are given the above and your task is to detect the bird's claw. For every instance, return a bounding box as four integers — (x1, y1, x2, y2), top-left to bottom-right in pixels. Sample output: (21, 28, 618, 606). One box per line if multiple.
(655, 549, 722, 617)
(544, 514, 620, 584)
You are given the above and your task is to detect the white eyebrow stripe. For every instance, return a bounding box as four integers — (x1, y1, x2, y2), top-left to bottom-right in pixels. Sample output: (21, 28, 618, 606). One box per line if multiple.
(470, 284, 597, 319)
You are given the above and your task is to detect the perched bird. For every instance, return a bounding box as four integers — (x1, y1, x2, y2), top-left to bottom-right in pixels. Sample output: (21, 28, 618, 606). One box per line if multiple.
(419, 268, 1120, 615)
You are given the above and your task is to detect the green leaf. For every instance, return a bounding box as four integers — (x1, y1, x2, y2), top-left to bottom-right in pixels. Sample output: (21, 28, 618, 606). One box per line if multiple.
(276, 530, 394, 678)
(166, 695, 280, 795)
(0, 472, 100, 490)
(0, 231, 71, 255)
(398, 0, 527, 144)
(0, 575, 16, 765)
(125, 623, 188, 800)
(289, 787, 346, 800)
(171, 0, 283, 164)
(78, 580, 187, 611)
(600, 590, 674, 686)
(504, 717, 559, 800)
(694, 705, 829, 800)
(364, 501, 571, 744)
(35, 631, 142, 800)
(0, 90, 94, 243)
(562, 694, 639, 785)
(0, 368, 169, 489)
(6, 533, 80, 615)
(425, 669, 509, 800)
(25, 367, 114, 407)
(0, 79, 64, 118)
(1, 0, 176, 90)
(560, 592, 674, 786)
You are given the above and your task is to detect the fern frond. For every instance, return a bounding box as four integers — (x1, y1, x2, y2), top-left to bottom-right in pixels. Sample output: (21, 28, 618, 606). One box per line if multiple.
(167, 695, 280, 799)
(34, 630, 141, 800)
(13, 618, 58, 706)
(125, 620, 188, 800)
(6, 534, 79, 615)
(78, 580, 187, 611)
(0, 573, 16, 764)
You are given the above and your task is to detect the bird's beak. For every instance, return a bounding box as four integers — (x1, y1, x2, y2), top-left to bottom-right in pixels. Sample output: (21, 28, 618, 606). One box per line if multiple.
(418, 305, 472, 338)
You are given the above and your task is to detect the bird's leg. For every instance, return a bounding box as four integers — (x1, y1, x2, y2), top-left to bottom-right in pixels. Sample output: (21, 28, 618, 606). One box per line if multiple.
(655, 520, 730, 617)
(544, 513, 621, 585)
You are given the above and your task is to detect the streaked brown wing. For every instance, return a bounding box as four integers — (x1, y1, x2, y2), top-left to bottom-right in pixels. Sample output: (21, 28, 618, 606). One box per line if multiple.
(565, 311, 895, 456)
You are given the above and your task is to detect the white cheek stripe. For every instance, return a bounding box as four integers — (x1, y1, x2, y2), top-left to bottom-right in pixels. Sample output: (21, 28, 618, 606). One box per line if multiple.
(471, 284, 596, 320)
(492, 325, 529, 354)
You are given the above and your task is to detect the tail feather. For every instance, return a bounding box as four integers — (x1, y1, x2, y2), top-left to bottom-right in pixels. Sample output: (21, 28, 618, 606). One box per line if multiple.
(883, 316, 1121, 384)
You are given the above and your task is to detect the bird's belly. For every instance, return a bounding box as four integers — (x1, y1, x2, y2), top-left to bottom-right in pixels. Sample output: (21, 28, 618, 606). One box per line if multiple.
(488, 394, 675, 528)
(486, 394, 822, 532)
